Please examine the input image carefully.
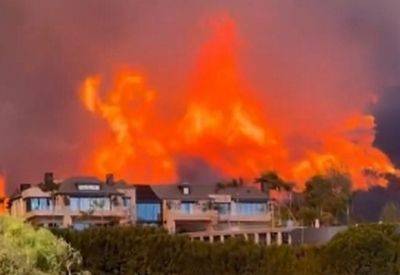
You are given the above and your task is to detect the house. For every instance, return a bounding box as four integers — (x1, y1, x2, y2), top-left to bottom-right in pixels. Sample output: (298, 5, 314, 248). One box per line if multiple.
(147, 181, 272, 234)
(9, 173, 135, 229)
(9, 174, 273, 236)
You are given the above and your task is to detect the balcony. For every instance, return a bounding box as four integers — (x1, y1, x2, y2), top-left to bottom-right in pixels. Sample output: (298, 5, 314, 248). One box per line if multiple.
(24, 208, 61, 219)
(167, 205, 218, 221)
(24, 206, 130, 219)
(218, 212, 272, 222)
(67, 207, 130, 218)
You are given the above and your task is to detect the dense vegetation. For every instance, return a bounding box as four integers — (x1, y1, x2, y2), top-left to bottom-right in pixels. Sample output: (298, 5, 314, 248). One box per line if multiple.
(0, 216, 84, 275)
(255, 169, 353, 226)
(54, 224, 400, 275)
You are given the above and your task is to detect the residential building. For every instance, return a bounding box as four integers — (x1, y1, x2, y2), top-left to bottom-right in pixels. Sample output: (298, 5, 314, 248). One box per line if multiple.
(147, 182, 273, 234)
(9, 173, 135, 229)
(9, 174, 274, 237)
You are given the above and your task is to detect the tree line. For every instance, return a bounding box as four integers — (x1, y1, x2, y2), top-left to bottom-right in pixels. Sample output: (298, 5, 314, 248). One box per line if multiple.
(253, 169, 400, 226)
(53, 224, 400, 275)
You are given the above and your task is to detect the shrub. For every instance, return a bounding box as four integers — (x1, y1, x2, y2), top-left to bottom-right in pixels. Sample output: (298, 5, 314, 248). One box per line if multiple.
(0, 215, 84, 274)
(322, 224, 400, 275)
(54, 224, 400, 275)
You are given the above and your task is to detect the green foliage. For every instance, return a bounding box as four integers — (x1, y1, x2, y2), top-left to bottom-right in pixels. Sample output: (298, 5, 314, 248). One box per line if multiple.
(53, 224, 400, 274)
(297, 207, 319, 226)
(322, 224, 400, 275)
(54, 226, 322, 275)
(0, 215, 84, 275)
(300, 170, 351, 225)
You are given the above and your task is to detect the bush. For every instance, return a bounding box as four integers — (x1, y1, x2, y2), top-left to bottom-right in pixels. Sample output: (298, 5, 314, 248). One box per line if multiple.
(322, 224, 400, 275)
(54, 224, 400, 274)
(0, 215, 84, 274)
(54, 226, 321, 275)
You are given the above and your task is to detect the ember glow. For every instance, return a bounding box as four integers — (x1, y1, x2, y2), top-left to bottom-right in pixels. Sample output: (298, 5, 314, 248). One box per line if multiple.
(81, 16, 395, 189)
(0, 173, 6, 213)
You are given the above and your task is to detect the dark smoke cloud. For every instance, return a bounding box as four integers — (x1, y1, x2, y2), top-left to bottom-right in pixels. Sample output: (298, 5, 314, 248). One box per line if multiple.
(373, 87, 400, 166)
(1, 0, 400, 193)
(352, 176, 400, 222)
(176, 156, 222, 184)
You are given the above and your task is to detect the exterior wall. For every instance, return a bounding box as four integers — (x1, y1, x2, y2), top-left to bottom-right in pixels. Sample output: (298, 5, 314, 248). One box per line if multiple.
(118, 187, 136, 225)
(9, 186, 136, 229)
(163, 200, 218, 233)
(187, 226, 347, 246)
(187, 228, 293, 246)
(10, 186, 50, 218)
(162, 198, 271, 234)
(290, 226, 347, 245)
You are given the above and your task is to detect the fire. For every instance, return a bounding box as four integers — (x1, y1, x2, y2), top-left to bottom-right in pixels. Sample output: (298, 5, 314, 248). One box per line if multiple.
(0, 173, 7, 214)
(80, 15, 395, 189)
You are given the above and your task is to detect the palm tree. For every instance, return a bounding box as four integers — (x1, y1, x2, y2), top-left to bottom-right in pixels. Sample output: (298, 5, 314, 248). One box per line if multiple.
(39, 177, 59, 228)
(254, 171, 293, 193)
(255, 171, 295, 227)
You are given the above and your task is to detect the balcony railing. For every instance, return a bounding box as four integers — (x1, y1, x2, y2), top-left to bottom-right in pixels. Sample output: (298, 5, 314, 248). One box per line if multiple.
(168, 205, 218, 221)
(218, 212, 272, 222)
(24, 206, 130, 219)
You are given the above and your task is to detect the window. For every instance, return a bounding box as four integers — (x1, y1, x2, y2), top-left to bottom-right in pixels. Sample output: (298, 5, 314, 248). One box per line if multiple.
(180, 202, 195, 214)
(26, 198, 52, 212)
(215, 203, 231, 215)
(183, 187, 190, 195)
(69, 197, 111, 211)
(70, 198, 80, 211)
(137, 203, 161, 222)
(235, 202, 268, 215)
(77, 184, 100, 191)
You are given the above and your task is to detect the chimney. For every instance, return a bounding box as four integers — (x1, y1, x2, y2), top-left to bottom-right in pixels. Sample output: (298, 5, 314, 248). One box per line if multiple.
(178, 182, 190, 195)
(20, 183, 31, 192)
(106, 173, 114, 185)
(44, 172, 54, 186)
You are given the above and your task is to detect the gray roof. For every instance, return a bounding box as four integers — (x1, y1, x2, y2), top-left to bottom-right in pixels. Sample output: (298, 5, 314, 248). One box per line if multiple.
(57, 177, 122, 196)
(151, 183, 268, 202)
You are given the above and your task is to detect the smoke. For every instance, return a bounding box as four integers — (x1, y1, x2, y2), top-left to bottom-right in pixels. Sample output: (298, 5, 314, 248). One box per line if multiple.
(1, 1, 400, 192)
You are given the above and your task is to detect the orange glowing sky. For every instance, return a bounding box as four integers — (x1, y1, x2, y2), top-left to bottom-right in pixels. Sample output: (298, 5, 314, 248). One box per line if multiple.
(80, 15, 395, 189)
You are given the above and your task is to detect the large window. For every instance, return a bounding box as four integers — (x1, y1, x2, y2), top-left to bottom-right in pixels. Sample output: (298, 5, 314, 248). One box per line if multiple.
(70, 197, 111, 211)
(180, 202, 195, 214)
(215, 203, 231, 215)
(235, 202, 268, 215)
(26, 198, 52, 212)
(137, 203, 161, 222)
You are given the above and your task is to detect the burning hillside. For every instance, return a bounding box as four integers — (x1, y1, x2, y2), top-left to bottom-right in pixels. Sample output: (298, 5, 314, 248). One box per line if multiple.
(0, 173, 6, 213)
(80, 15, 395, 189)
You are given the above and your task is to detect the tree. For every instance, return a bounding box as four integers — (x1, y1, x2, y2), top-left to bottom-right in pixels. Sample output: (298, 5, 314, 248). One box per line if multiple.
(254, 171, 293, 193)
(216, 178, 245, 191)
(322, 224, 400, 275)
(380, 202, 400, 223)
(300, 170, 351, 225)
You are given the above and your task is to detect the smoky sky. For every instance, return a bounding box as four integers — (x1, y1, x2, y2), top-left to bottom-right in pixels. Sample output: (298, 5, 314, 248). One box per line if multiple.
(1, 0, 400, 193)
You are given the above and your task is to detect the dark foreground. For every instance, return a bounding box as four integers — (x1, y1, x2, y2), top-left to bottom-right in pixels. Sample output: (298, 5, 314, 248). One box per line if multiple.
(53, 224, 400, 275)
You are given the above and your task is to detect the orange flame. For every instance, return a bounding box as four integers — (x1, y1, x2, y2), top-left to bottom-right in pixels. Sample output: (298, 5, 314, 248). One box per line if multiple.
(0, 173, 7, 214)
(80, 15, 395, 189)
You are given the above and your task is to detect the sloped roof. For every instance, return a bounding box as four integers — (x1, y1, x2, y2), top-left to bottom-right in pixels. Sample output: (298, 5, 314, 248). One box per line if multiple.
(57, 176, 122, 196)
(135, 185, 162, 202)
(151, 183, 268, 202)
